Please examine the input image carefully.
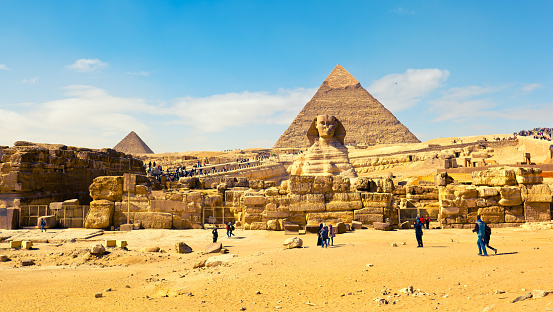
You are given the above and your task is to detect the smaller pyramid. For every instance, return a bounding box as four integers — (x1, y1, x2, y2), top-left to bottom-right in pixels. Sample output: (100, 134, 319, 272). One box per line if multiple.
(114, 131, 154, 154)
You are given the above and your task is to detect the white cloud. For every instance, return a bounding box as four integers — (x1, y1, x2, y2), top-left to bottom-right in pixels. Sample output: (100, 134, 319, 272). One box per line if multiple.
(0, 64, 9, 71)
(428, 85, 498, 122)
(493, 102, 553, 123)
(369, 68, 450, 111)
(66, 59, 108, 72)
(21, 77, 39, 84)
(170, 88, 316, 132)
(0, 85, 154, 148)
(126, 71, 150, 76)
(520, 83, 541, 92)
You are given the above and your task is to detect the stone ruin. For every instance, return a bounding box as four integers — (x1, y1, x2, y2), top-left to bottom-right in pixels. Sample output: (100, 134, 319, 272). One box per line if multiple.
(82, 165, 552, 231)
(0, 141, 144, 208)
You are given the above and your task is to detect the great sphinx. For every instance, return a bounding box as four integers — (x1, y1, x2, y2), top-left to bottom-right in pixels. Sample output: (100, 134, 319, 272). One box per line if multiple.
(288, 115, 357, 178)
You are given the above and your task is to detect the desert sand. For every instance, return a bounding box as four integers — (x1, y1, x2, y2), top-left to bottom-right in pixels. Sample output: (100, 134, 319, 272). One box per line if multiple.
(1, 225, 552, 312)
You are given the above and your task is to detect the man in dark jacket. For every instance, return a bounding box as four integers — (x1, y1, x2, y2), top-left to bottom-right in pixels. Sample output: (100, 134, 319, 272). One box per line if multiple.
(414, 219, 423, 247)
(212, 228, 218, 243)
(484, 224, 497, 255)
(472, 215, 487, 256)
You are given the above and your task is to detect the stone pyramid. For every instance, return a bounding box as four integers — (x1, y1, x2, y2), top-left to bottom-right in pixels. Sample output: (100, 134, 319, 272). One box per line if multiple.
(113, 131, 154, 154)
(274, 65, 420, 148)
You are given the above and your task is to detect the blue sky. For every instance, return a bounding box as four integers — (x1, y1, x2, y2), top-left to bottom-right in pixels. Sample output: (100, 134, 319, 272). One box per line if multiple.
(1, 1, 552, 152)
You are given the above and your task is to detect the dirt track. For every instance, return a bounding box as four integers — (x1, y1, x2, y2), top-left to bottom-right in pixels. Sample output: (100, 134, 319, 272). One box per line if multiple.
(1, 225, 552, 312)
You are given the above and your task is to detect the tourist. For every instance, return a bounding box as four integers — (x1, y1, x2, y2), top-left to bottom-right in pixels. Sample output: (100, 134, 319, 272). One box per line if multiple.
(230, 222, 235, 237)
(316, 223, 323, 246)
(226, 222, 233, 238)
(419, 215, 425, 225)
(328, 224, 335, 246)
(472, 215, 487, 256)
(484, 223, 497, 255)
(414, 219, 423, 247)
(425, 215, 431, 229)
(320, 224, 329, 248)
(40, 218, 46, 232)
(212, 228, 218, 243)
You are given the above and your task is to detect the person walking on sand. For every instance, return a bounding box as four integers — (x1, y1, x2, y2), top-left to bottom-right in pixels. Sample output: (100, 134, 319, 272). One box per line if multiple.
(316, 223, 323, 246)
(320, 224, 329, 248)
(472, 215, 487, 256)
(328, 224, 335, 246)
(40, 218, 46, 232)
(484, 223, 497, 255)
(414, 219, 423, 247)
(212, 228, 218, 243)
(425, 215, 431, 229)
(226, 222, 231, 238)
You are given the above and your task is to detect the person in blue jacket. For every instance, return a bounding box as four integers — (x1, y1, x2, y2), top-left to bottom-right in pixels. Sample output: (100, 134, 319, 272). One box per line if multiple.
(472, 215, 487, 256)
(414, 219, 423, 247)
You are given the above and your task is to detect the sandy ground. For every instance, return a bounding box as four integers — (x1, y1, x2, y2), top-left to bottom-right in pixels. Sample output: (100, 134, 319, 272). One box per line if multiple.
(1, 225, 552, 312)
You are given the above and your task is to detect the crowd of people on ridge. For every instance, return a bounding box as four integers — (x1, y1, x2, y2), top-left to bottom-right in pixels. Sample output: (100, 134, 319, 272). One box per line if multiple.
(516, 127, 553, 141)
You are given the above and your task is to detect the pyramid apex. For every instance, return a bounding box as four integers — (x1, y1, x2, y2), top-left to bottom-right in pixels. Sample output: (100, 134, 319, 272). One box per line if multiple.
(114, 131, 154, 154)
(322, 65, 360, 90)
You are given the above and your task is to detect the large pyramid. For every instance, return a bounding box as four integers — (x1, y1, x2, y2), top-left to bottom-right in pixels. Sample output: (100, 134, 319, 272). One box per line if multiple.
(274, 65, 420, 148)
(113, 131, 155, 154)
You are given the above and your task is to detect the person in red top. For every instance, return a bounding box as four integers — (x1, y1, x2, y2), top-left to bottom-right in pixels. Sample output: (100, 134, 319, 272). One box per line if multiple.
(419, 215, 425, 226)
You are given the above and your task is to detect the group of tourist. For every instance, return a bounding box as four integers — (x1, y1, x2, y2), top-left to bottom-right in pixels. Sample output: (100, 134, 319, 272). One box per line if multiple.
(516, 128, 553, 141)
(412, 214, 497, 256)
(316, 223, 335, 248)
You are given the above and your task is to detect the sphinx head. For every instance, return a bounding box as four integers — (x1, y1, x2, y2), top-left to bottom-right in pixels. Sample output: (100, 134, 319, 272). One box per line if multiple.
(307, 115, 346, 146)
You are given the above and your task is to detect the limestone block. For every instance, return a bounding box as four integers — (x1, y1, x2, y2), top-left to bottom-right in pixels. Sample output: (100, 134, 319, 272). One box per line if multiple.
(285, 214, 306, 226)
(360, 192, 392, 208)
(351, 221, 363, 229)
(37, 215, 57, 229)
(85, 200, 115, 229)
(186, 192, 202, 202)
(120, 224, 133, 231)
(283, 237, 303, 249)
(205, 242, 222, 254)
(243, 196, 266, 206)
(266, 219, 281, 231)
(514, 167, 543, 185)
(249, 179, 264, 189)
(472, 167, 516, 186)
(175, 242, 193, 254)
(464, 198, 478, 208)
(373, 221, 392, 231)
(289, 194, 325, 212)
(313, 176, 334, 194)
(355, 207, 383, 214)
(179, 177, 199, 189)
(477, 186, 499, 197)
(521, 184, 552, 203)
(9, 241, 22, 248)
(22, 241, 33, 249)
(265, 187, 280, 196)
(263, 210, 290, 219)
(289, 175, 314, 194)
(305, 211, 353, 225)
(498, 186, 522, 206)
(284, 223, 300, 235)
(250, 221, 267, 230)
(335, 222, 347, 233)
(0, 255, 9, 262)
(332, 176, 351, 193)
(244, 206, 265, 213)
(115, 212, 172, 229)
(203, 194, 223, 207)
(116, 240, 128, 248)
(440, 199, 455, 208)
(524, 201, 551, 222)
(135, 185, 149, 195)
(244, 212, 262, 223)
(354, 213, 383, 224)
(453, 185, 478, 198)
(477, 206, 505, 223)
(441, 207, 460, 216)
(355, 177, 376, 192)
(504, 206, 524, 223)
(104, 240, 116, 247)
(151, 200, 187, 213)
(89, 176, 123, 201)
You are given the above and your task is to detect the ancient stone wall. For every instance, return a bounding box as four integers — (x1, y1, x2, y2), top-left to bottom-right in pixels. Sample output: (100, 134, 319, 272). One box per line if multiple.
(0, 142, 144, 207)
(439, 167, 552, 228)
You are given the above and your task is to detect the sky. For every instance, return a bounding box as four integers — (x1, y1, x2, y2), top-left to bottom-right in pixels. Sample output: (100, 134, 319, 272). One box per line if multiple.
(1, 0, 552, 153)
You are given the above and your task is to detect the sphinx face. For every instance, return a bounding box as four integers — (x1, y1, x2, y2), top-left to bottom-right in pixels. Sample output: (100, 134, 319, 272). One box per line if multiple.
(316, 115, 336, 139)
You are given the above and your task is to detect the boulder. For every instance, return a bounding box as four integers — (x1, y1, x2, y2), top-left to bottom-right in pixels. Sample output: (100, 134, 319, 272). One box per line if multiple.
(84, 200, 115, 229)
(175, 242, 193, 254)
(335, 222, 347, 234)
(192, 259, 206, 269)
(204, 242, 222, 254)
(142, 246, 160, 252)
(89, 176, 124, 201)
(90, 244, 106, 255)
(205, 254, 236, 267)
(373, 222, 393, 231)
(266, 220, 280, 231)
(283, 237, 303, 249)
(351, 221, 363, 230)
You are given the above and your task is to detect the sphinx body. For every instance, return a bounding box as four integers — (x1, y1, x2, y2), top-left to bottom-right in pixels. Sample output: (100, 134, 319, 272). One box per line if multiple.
(288, 115, 357, 178)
